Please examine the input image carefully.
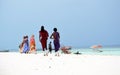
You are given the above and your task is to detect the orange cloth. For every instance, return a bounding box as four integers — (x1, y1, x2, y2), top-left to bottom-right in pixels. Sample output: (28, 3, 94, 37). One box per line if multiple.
(30, 37, 36, 51)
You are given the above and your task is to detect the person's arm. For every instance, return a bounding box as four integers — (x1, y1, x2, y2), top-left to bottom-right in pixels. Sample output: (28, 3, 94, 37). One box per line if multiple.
(39, 31, 41, 41)
(43, 30, 48, 37)
(50, 33, 53, 39)
(58, 32, 60, 39)
(34, 38, 36, 47)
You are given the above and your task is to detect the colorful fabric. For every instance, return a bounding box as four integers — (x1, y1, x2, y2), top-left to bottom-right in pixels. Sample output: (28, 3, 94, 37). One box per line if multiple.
(23, 39, 29, 53)
(30, 37, 36, 50)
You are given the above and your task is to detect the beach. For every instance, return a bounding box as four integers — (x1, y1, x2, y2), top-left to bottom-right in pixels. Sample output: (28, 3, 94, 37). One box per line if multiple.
(0, 52, 120, 75)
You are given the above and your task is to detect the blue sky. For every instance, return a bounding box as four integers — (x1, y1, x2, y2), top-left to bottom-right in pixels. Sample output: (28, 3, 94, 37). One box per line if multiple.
(0, 0, 120, 50)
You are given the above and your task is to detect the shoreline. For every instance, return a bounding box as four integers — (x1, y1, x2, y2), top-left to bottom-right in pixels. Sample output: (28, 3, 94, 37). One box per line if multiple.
(1, 51, 120, 56)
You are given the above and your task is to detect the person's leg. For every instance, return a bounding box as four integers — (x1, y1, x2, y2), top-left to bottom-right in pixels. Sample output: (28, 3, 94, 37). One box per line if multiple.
(55, 45, 60, 56)
(41, 40, 47, 56)
(50, 49, 52, 54)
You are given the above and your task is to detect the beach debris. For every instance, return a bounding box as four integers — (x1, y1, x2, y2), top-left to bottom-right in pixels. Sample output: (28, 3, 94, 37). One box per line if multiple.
(61, 46, 72, 54)
(49, 66, 51, 68)
(90, 45, 103, 52)
(50, 58, 52, 60)
(74, 51, 82, 55)
(0, 50, 9, 52)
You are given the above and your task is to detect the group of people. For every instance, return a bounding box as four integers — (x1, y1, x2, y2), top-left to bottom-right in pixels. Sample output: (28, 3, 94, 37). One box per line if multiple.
(39, 26, 60, 56)
(19, 35, 36, 54)
(19, 26, 60, 56)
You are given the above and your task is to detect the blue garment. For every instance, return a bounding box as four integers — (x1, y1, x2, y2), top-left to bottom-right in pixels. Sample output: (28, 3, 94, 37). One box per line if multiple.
(23, 40, 29, 53)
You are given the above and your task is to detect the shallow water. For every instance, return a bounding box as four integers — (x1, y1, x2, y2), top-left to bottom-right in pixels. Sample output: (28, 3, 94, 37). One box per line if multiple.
(71, 47, 120, 56)
(4, 47, 120, 56)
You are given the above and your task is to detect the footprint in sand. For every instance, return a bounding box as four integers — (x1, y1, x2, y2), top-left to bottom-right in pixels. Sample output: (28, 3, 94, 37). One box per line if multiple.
(49, 66, 51, 68)
(34, 68, 39, 70)
(50, 58, 52, 60)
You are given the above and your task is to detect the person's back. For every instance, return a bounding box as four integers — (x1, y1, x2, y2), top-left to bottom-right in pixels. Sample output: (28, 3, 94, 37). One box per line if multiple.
(39, 26, 48, 49)
(50, 28, 60, 56)
(30, 35, 36, 54)
(40, 30, 48, 40)
(39, 26, 49, 56)
(53, 32, 60, 41)
(23, 36, 29, 53)
(48, 42, 52, 54)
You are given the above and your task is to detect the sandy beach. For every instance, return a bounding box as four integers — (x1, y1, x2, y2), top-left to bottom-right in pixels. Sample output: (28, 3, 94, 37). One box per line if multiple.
(0, 52, 120, 75)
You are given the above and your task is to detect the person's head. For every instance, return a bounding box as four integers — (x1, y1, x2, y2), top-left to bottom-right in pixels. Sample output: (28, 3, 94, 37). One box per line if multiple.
(23, 36, 26, 39)
(31, 35, 34, 38)
(41, 26, 44, 31)
(53, 28, 57, 32)
(24, 35, 28, 40)
(26, 35, 28, 38)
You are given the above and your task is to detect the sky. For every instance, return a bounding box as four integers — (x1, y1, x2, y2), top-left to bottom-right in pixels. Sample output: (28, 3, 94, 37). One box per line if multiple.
(0, 0, 120, 50)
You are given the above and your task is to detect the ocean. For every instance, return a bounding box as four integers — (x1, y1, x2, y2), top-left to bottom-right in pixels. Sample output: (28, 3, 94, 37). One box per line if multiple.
(70, 47, 120, 56)
(2, 47, 120, 56)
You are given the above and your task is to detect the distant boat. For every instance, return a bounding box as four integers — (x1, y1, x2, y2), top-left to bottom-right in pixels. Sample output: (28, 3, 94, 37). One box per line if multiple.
(0, 50, 9, 52)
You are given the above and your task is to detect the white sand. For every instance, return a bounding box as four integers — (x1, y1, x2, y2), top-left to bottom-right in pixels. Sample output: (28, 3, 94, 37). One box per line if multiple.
(0, 52, 120, 75)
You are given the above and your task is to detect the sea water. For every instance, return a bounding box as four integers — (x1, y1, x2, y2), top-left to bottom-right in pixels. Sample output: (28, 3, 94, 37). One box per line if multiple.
(71, 47, 120, 56)
(6, 47, 120, 56)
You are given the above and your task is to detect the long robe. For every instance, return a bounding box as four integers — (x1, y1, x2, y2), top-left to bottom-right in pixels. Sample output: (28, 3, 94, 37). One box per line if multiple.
(52, 32, 60, 52)
(23, 39, 29, 53)
(39, 30, 49, 51)
(30, 37, 36, 51)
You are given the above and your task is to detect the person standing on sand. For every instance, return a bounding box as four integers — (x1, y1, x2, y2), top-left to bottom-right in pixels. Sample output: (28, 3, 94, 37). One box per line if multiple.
(39, 26, 49, 56)
(23, 36, 29, 54)
(48, 41, 52, 54)
(19, 36, 25, 53)
(50, 28, 60, 56)
(29, 35, 36, 54)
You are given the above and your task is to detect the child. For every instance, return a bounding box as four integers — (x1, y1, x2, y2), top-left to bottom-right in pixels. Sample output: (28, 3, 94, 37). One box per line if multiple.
(48, 41, 52, 54)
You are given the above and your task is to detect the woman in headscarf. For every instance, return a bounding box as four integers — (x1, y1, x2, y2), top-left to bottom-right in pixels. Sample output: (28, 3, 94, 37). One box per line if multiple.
(39, 26, 49, 56)
(29, 35, 36, 54)
(23, 36, 29, 54)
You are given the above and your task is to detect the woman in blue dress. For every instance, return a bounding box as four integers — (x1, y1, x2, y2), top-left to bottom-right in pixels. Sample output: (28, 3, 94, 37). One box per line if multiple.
(23, 36, 29, 53)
